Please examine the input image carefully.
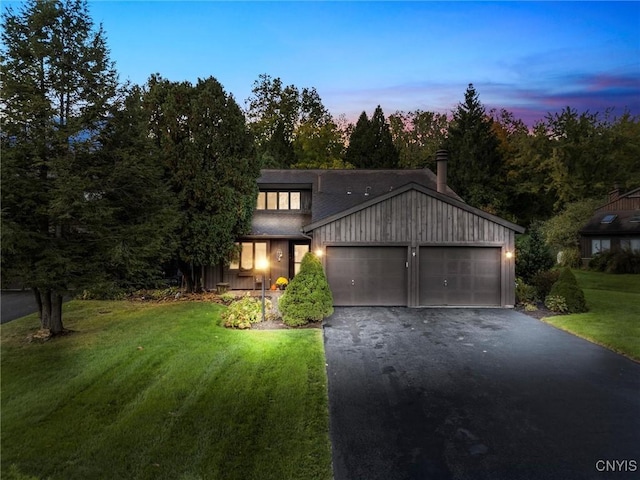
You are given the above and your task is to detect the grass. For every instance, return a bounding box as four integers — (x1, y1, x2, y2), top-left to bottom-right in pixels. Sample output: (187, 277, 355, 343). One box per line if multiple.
(543, 270, 640, 361)
(1, 300, 332, 480)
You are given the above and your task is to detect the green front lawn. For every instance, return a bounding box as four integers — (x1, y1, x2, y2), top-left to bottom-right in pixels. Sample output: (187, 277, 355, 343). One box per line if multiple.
(543, 270, 640, 361)
(1, 301, 332, 480)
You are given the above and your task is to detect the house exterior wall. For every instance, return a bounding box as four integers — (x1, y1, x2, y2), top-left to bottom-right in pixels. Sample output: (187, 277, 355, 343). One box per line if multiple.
(309, 189, 517, 307)
(596, 195, 640, 212)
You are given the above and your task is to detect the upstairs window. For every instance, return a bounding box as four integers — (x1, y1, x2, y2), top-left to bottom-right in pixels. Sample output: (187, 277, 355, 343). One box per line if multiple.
(600, 214, 617, 224)
(256, 191, 301, 210)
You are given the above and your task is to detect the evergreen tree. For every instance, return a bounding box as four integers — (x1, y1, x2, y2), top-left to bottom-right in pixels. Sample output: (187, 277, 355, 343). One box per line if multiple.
(1, 0, 174, 333)
(345, 107, 399, 168)
(144, 75, 260, 292)
(369, 105, 399, 168)
(278, 253, 333, 326)
(446, 84, 505, 213)
(344, 111, 373, 168)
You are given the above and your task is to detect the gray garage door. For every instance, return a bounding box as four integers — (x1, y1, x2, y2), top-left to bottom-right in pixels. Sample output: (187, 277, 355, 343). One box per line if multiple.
(419, 247, 501, 306)
(326, 247, 407, 306)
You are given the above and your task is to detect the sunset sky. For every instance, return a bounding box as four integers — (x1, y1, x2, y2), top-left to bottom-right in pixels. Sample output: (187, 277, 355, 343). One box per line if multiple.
(7, 1, 640, 125)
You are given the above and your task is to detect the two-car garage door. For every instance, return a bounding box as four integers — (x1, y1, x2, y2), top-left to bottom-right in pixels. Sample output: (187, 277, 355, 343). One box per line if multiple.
(326, 246, 501, 307)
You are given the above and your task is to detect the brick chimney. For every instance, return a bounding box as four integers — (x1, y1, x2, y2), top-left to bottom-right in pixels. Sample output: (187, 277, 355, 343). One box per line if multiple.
(436, 149, 448, 194)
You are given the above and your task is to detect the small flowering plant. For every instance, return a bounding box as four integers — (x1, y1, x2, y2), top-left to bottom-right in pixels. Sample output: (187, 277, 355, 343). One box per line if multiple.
(275, 277, 289, 289)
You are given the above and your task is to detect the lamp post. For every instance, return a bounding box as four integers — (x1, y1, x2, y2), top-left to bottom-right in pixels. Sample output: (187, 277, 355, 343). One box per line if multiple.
(256, 258, 269, 322)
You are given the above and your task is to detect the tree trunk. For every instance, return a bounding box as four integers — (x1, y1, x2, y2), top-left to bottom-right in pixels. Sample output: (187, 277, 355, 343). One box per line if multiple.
(179, 260, 195, 293)
(50, 293, 63, 334)
(34, 288, 64, 334)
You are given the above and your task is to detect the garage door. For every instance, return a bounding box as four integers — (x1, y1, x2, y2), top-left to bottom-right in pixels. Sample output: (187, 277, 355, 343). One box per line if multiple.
(326, 247, 407, 306)
(419, 247, 501, 306)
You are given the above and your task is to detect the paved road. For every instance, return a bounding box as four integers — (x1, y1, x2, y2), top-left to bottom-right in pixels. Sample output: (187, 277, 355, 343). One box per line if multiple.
(323, 307, 640, 480)
(1, 290, 39, 324)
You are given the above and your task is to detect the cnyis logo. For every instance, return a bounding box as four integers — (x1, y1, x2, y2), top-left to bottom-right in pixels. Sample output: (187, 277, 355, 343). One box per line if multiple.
(595, 459, 638, 472)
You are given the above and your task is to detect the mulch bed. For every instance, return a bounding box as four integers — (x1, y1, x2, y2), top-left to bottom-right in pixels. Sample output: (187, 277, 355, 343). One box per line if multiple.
(515, 302, 559, 321)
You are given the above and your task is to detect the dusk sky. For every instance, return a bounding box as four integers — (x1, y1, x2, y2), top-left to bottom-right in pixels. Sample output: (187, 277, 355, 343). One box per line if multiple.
(8, 1, 640, 125)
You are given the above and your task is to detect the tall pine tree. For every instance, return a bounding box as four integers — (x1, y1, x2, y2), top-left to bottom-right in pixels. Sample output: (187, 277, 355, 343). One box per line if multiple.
(1, 0, 175, 333)
(345, 106, 399, 168)
(446, 84, 505, 213)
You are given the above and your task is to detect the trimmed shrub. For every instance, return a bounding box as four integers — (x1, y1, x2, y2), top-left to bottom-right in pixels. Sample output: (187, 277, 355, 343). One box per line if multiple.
(222, 295, 273, 329)
(531, 269, 561, 300)
(546, 268, 587, 314)
(557, 267, 579, 286)
(279, 252, 334, 327)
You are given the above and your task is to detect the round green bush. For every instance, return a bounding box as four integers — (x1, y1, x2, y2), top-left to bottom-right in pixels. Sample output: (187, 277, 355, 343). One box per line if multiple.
(556, 267, 579, 286)
(278, 252, 334, 327)
(547, 281, 587, 314)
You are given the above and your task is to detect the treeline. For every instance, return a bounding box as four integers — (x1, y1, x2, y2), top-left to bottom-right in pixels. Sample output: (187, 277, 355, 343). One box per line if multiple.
(2, 0, 638, 332)
(246, 77, 640, 226)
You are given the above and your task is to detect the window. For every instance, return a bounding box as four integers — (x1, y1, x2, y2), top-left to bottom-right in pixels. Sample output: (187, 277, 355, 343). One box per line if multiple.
(229, 242, 267, 270)
(623, 239, 640, 252)
(601, 214, 617, 224)
(592, 239, 610, 254)
(256, 191, 302, 210)
(630, 214, 640, 223)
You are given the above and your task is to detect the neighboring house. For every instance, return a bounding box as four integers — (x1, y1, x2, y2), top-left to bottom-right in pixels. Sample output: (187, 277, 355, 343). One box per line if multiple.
(205, 153, 525, 307)
(579, 186, 640, 262)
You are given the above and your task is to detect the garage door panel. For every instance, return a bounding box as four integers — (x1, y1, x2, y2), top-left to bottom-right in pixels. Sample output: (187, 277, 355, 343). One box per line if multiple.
(420, 247, 500, 306)
(326, 247, 407, 306)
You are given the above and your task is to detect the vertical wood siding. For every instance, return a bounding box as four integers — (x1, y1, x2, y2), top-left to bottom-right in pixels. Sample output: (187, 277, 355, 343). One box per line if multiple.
(314, 190, 512, 245)
(312, 189, 517, 306)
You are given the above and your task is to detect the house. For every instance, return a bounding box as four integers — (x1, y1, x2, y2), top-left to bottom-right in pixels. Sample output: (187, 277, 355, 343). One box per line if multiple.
(205, 151, 525, 307)
(579, 186, 640, 262)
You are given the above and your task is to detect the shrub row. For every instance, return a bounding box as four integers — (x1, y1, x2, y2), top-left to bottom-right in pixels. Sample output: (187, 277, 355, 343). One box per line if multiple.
(589, 250, 640, 274)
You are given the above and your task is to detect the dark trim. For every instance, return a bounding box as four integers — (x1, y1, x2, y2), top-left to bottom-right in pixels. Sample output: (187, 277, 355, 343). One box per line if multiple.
(302, 182, 525, 234)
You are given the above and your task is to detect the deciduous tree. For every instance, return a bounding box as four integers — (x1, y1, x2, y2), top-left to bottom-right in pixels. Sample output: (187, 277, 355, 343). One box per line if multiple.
(389, 110, 449, 169)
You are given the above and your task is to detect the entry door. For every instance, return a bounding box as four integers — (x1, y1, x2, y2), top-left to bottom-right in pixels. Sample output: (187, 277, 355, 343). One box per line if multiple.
(326, 247, 407, 306)
(419, 247, 501, 306)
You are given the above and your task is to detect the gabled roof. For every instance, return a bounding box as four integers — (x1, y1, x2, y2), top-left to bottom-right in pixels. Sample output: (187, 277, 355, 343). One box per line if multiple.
(580, 209, 640, 235)
(301, 182, 525, 234)
(258, 169, 462, 223)
(581, 187, 640, 235)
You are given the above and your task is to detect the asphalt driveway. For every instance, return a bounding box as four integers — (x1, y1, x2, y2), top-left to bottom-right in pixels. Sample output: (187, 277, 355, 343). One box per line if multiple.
(323, 307, 640, 480)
